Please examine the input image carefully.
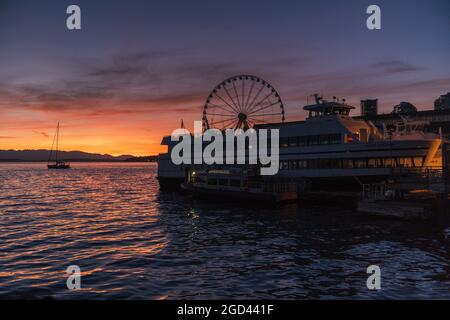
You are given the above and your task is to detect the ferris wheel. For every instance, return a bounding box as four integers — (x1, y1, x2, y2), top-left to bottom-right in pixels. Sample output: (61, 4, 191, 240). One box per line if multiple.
(202, 75, 285, 131)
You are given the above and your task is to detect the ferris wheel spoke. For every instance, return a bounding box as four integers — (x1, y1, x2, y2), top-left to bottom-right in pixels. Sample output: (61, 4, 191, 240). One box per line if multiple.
(231, 81, 242, 112)
(211, 117, 238, 126)
(247, 92, 274, 114)
(206, 114, 237, 119)
(221, 122, 238, 131)
(207, 103, 238, 115)
(248, 101, 281, 115)
(246, 118, 256, 127)
(243, 79, 255, 111)
(249, 112, 283, 117)
(214, 93, 241, 114)
(222, 86, 241, 113)
(241, 78, 245, 111)
(249, 118, 274, 125)
(220, 119, 239, 131)
(246, 83, 265, 113)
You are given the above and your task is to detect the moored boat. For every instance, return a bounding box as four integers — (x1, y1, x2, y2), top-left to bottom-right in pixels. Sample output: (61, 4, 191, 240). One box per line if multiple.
(47, 122, 70, 170)
(156, 76, 444, 192)
(181, 168, 298, 204)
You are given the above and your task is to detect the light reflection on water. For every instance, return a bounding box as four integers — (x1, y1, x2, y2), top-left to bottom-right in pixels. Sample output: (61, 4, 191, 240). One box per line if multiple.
(0, 162, 449, 299)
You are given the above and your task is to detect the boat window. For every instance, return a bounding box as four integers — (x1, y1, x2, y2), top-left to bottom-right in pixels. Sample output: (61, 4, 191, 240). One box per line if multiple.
(288, 136, 298, 147)
(329, 134, 341, 144)
(354, 159, 367, 168)
(342, 159, 354, 168)
(330, 159, 342, 168)
(383, 158, 396, 168)
(218, 179, 228, 186)
(289, 160, 298, 169)
(308, 159, 318, 169)
(367, 158, 383, 168)
(319, 135, 330, 145)
(280, 161, 289, 170)
(280, 137, 289, 148)
(278, 157, 426, 170)
(397, 157, 414, 168)
(359, 128, 368, 142)
(193, 176, 207, 184)
(207, 178, 218, 185)
(298, 160, 308, 168)
(308, 136, 319, 145)
(413, 157, 424, 167)
(230, 179, 241, 187)
(298, 136, 307, 146)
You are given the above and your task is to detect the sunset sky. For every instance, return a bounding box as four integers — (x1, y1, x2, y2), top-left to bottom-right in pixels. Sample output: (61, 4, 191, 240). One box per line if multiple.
(0, 0, 449, 155)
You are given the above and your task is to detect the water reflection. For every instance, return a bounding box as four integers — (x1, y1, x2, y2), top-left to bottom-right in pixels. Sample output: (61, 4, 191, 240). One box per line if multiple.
(0, 163, 448, 299)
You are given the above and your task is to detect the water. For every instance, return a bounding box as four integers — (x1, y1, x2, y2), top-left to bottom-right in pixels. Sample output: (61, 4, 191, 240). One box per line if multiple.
(0, 162, 449, 299)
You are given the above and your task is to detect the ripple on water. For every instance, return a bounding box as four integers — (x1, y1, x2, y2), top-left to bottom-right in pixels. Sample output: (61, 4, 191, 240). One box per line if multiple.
(0, 162, 449, 299)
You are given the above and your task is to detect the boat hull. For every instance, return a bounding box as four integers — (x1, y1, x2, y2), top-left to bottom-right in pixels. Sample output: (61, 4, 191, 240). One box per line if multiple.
(47, 164, 70, 169)
(181, 183, 286, 204)
(157, 177, 184, 190)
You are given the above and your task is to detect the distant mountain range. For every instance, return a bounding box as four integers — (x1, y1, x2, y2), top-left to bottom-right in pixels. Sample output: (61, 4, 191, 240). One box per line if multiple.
(0, 150, 157, 162)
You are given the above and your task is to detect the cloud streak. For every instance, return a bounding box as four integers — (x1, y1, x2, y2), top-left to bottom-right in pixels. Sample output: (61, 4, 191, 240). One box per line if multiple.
(370, 59, 423, 74)
(0, 49, 311, 118)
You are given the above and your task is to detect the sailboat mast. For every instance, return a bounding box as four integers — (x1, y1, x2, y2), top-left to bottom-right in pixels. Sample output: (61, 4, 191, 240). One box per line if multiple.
(56, 122, 59, 163)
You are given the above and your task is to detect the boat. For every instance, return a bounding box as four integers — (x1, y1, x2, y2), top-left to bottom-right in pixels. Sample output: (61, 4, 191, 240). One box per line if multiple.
(47, 122, 70, 169)
(181, 167, 297, 204)
(157, 92, 443, 192)
(255, 95, 442, 190)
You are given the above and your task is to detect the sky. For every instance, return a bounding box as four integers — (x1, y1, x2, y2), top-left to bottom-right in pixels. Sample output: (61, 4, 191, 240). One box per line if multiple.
(0, 0, 449, 155)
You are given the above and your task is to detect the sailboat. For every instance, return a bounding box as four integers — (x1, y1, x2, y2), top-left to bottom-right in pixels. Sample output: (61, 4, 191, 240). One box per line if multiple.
(47, 122, 70, 169)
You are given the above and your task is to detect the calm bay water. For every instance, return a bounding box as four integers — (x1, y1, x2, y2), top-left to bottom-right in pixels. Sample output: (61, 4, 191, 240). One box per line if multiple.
(0, 162, 449, 299)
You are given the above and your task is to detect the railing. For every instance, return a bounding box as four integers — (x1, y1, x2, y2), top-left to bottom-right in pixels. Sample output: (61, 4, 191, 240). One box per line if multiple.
(391, 167, 443, 183)
(263, 181, 297, 193)
(362, 183, 387, 200)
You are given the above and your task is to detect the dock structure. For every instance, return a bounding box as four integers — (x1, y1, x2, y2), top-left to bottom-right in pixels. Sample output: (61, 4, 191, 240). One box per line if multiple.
(357, 148, 449, 223)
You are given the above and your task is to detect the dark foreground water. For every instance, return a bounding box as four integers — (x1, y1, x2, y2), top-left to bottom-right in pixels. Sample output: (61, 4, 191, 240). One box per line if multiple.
(0, 163, 449, 299)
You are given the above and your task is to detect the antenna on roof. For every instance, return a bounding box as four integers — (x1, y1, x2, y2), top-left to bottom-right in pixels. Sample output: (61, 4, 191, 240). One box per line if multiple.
(313, 93, 322, 104)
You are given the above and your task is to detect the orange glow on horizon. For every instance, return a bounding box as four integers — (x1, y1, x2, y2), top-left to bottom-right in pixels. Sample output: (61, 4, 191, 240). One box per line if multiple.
(0, 99, 203, 156)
